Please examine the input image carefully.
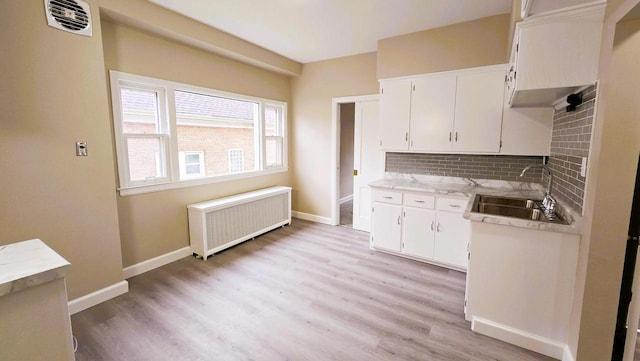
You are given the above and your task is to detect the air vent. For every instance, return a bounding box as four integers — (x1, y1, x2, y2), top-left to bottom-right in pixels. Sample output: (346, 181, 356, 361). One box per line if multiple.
(44, 0, 92, 37)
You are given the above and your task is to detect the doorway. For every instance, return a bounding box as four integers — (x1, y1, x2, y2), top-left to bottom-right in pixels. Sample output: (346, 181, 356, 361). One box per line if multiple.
(338, 103, 355, 227)
(330, 95, 382, 231)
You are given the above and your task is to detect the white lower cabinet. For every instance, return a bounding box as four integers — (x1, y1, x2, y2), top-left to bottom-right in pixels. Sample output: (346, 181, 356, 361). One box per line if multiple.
(371, 189, 469, 271)
(402, 207, 436, 259)
(371, 203, 402, 252)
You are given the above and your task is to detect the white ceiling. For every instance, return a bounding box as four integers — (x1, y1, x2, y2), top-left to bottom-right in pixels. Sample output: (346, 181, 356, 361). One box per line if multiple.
(147, 0, 512, 64)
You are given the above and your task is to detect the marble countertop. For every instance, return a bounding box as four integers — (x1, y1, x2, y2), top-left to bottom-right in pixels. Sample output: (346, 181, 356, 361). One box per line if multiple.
(0, 239, 70, 297)
(369, 173, 582, 235)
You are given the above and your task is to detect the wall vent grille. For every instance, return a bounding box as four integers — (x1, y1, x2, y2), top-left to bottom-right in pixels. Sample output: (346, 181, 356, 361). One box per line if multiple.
(45, 0, 92, 37)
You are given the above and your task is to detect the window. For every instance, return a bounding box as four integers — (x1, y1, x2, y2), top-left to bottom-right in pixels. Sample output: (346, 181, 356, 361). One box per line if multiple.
(264, 105, 285, 168)
(119, 87, 169, 185)
(110, 71, 287, 195)
(228, 149, 244, 173)
(179, 151, 205, 179)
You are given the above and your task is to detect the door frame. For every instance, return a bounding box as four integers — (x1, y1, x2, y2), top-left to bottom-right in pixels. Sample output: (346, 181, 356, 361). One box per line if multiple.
(331, 94, 379, 226)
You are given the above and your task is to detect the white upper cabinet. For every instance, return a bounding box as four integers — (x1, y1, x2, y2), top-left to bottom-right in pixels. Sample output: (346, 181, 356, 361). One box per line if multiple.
(507, 2, 605, 107)
(453, 70, 506, 153)
(521, 0, 598, 18)
(379, 65, 506, 154)
(410, 75, 456, 151)
(379, 79, 412, 150)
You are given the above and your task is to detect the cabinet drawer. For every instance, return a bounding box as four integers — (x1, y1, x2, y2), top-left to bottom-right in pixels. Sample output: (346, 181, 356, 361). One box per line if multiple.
(373, 190, 402, 205)
(437, 197, 468, 213)
(403, 193, 435, 209)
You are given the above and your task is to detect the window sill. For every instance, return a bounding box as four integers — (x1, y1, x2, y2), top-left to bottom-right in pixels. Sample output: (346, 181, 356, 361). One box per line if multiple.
(118, 167, 289, 196)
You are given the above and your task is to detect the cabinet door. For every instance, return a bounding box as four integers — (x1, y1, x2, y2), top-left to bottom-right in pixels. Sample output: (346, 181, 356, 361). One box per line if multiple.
(379, 80, 412, 150)
(402, 207, 436, 259)
(434, 211, 470, 269)
(453, 70, 505, 153)
(371, 203, 402, 252)
(410, 76, 456, 151)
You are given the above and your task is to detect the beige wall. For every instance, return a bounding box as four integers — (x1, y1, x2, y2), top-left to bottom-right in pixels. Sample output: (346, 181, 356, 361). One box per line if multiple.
(569, 0, 640, 359)
(290, 53, 378, 218)
(99, 0, 301, 76)
(340, 103, 355, 199)
(377, 14, 510, 79)
(508, 0, 523, 58)
(0, 0, 298, 300)
(102, 21, 292, 267)
(0, 1, 124, 299)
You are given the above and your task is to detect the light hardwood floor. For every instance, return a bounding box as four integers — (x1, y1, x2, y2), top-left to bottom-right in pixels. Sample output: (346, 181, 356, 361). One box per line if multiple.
(71, 219, 553, 361)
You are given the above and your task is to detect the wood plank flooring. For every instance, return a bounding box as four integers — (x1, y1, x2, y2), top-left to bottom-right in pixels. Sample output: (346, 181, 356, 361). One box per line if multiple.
(71, 219, 553, 361)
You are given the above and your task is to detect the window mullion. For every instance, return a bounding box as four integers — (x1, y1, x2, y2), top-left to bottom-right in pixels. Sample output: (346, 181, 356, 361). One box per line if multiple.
(255, 103, 263, 171)
(166, 87, 180, 182)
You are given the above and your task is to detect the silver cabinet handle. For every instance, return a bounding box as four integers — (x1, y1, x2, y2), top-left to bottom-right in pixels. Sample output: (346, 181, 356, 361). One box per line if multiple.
(449, 204, 461, 208)
(449, 132, 452, 142)
(430, 221, 435, 231)
(436, 223, 441, 232)
(455, 132, 458, 142)
(397, 216, 401, 225)
(383, 196, 393, 199)
(414, 200, 425, 203)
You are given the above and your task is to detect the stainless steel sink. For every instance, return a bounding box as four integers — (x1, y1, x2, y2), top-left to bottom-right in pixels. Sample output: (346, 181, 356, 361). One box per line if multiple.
(475, 195, 540, 209)
(472, 194, 568, 225)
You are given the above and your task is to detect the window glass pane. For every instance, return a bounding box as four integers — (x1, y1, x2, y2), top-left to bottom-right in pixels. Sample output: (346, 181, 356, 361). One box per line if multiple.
(175, 90, 257, 178)
(185, 164, 201, 174)
(265, 137, 283, 167)
(120, 88, 160, 134)
(126, 137, 165, 181)
(228, 149, 244, 174)
(184, 154, 200, 164)
(265, 107, 279, 136)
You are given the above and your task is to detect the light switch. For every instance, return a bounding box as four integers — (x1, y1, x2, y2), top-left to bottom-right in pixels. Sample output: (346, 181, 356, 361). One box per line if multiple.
(76, 141, 88, 156)
(580, 157, 587, 177)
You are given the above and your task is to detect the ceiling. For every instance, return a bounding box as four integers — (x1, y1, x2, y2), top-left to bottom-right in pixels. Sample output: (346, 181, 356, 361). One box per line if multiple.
(147, 0, 512, 64)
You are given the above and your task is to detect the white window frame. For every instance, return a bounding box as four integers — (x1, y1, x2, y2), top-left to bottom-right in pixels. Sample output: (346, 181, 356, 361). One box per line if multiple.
(110, 71, 288, 196)
(263, 103, 287, 169)
(179, 151, 205, 179)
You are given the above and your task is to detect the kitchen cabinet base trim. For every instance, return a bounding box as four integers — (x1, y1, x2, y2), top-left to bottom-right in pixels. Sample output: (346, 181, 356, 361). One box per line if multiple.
(471, 317, 565, 360)
(370, 246, 466, 273)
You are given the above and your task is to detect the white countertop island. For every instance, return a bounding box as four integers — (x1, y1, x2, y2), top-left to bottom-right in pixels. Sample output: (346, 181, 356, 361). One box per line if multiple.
(0, 239, 75, 361)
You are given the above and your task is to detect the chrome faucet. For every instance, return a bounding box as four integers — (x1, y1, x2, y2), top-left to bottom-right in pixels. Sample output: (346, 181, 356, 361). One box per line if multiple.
(520, 164, 557, 217)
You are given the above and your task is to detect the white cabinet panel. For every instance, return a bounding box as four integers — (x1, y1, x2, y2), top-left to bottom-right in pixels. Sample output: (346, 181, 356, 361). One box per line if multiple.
(373, 189, 403, 205)
(500, 105, 553, 155)
(378, 65, 507, 154)
(402, 207, 436, 259)
(371, 189, 469, 271)
(434, 210, 470, 269)
(404, 192, 435, 209)
(509, 3, 605, 107)
(379, 80, 411, 150)
(410, 76, 456, 151)
(454, 70, 505, 153)
(371, 203, 402, 252)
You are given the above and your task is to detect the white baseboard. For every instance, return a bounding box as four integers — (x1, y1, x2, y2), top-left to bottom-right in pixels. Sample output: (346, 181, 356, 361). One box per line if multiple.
(471, 317, 565, 360)
(339, 195, 353, 204)
(292, 211, 334, 225)
(123, 246, 191, 279)
(563, 345, 575, 361)
(68, 280, 128, 315)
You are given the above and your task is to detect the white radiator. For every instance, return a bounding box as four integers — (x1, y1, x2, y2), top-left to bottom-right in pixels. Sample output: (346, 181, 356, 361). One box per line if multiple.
(187, 186, 291, 260)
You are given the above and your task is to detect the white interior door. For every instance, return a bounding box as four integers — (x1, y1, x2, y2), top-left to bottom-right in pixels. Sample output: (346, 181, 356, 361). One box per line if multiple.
(353, 100, 383, 232)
